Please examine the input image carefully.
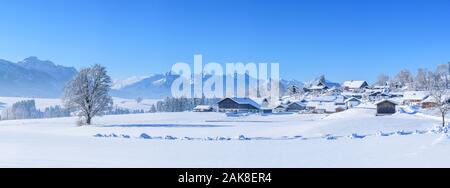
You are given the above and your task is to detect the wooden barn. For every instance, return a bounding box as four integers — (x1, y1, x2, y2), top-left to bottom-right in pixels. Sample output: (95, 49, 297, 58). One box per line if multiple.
(217, 97, 260, 113)
(375, 99, 398, 115)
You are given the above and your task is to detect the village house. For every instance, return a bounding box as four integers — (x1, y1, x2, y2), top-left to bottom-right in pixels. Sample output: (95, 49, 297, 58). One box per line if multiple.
(217, 97, 261, 113)
(375, 99, 398, 116)
(345, 97, 362, 108)
(342, 80, 369, 92)
(305, 95, 346, 114)
(421, 95, 450, 109)
(368, 91, 391, 101)
(273, 104, 288, 113)
(286, 102, 306, 112)
(403, 91, 430, 106)
(342, 92, 364, 100)
(304, 79, 340, 93)
(334, 95, 347, 106)
(372, 85, 390, 91)
(421, 96, 437, 109)
(273, 99, 307, 113)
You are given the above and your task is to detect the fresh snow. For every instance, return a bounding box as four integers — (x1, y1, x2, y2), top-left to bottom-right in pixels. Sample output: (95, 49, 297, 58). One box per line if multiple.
(1, 106, 450, 167)
(342, 80, 367, 89)
(112, 76, 151, 90)
(0, 97, 160, 111)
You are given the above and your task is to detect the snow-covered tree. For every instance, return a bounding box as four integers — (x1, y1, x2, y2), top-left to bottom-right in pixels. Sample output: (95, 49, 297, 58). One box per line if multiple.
(376, 74, 390, 86)
(319, 75, 326, 83)
(135, 96, 143, 104)
(436, 64, 449, 89)
(63, 64, 113, 125)
(415, 68, 429, 90)
(150, 104, 157, 113)
(429, 84, 449, 127)
(287, 85, 300, 95)
(1, 100, 42, 120)
(394, 69, 414, 89)
(43, 105, 71, 118)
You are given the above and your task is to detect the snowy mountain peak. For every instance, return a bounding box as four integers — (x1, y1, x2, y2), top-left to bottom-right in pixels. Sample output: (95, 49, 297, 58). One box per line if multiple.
(0, 57, 78, 98)
(19, 56, 54, 66)
(17, 56, 77, 81)
(112, 76, 151, 89)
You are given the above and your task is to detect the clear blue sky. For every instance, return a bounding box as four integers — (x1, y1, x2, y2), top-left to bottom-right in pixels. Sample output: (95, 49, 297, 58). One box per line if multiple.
(1, 0, 449, 83)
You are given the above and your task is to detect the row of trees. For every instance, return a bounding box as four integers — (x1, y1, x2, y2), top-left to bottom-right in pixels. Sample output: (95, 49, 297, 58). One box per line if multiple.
(375, 62, 450, 91)
(0, 100, 71, 120)
(155, 97, 220, 112)
(0, 99, 152, 121)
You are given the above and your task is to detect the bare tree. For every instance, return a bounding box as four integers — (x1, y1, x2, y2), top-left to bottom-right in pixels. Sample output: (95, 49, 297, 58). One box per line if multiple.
(430, 86, 449, 127)
(63, 64, 113, 125)
(376, 74, 390, 86)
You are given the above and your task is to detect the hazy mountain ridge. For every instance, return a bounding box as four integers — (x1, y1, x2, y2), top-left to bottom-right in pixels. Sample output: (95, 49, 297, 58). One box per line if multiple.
(112, 72, 306, 99)
(1, 56, 311, 99)
(17, 56, 78, 81)
(0, 57, 77, 98)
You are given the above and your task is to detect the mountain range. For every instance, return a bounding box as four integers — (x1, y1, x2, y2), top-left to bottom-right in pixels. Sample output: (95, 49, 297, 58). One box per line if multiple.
(0, 57, 322, 99)
(111, 72, 308, 99)
(0, 57, 77, 98)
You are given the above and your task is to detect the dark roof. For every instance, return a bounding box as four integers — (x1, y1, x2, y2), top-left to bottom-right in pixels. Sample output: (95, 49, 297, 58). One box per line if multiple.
(218, 97, 261, 109)
(375, 99, 399, 105)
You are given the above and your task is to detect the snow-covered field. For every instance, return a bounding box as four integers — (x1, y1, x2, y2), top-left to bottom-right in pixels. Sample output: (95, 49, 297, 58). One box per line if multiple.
(1, 106, 449, 167)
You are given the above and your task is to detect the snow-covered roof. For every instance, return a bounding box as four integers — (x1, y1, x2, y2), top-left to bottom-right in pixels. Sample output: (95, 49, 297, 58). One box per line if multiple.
(309, 85, 326, 90)
(306, 101, 335, 108)
(422, 96, 435, 103)
(288, 101, 306, 107)
(334, 96, 346, 104)
(315, 103, 346, 112)
(274, 104, 288, 109)
(344, 97, 361, 103)
(375, 99, 399, 105)
(250, 97, 269, 105)
(221, 97, 261, 109)
(309, 95, 337, 102)
(342, 92, 364, 97)
(373, 85, 389, 89)
(389, 92, 404, 96)
(367, 91, 390, 96)
(422, 95, 450, 103)
(307, 79, 341, 90)
(342, 80, 368, 89)
(403, 91, 430, 101)
(193, 105, 213, 110)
